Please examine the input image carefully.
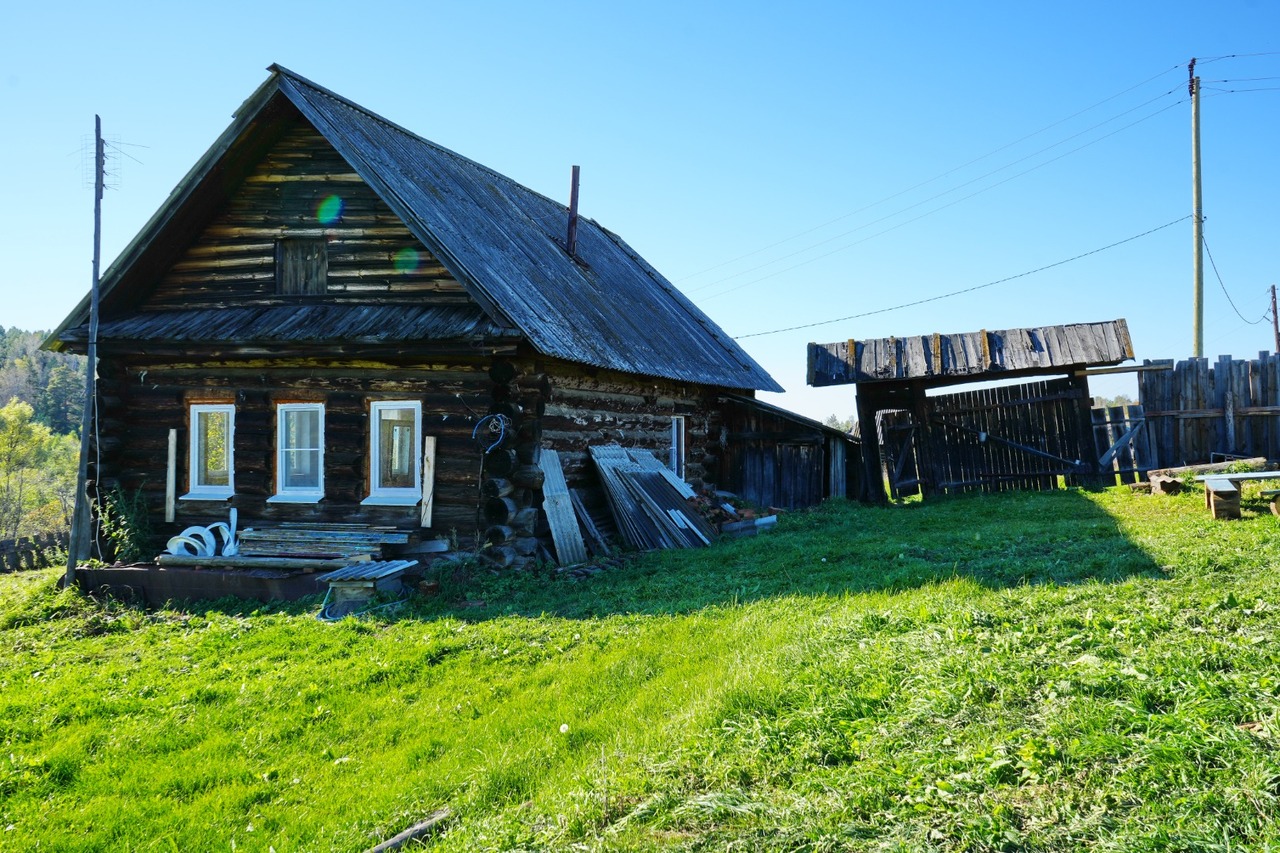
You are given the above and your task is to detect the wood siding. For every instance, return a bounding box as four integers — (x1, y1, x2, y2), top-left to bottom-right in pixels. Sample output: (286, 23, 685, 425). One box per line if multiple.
(1139, 354, 1280, 467)
(92, 356, 496, 542)
(143, 120, 469, 310)
(533, 362, 718, 494)
(717, 396, 856, 509)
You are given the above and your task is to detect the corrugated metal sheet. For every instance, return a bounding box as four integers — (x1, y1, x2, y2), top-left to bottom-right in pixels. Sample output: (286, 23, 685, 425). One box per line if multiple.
(272, 69, 781, 392)
(808, 319, 1134, 387)
(60, 304, 508, 345)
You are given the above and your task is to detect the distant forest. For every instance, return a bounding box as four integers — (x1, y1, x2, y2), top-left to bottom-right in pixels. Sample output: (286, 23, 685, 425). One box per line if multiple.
(1, 327, 85, 435)
(0, 328, 84, 542)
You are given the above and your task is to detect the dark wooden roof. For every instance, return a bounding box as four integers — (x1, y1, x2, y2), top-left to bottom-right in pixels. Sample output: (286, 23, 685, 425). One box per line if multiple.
(807, 319, 1134, 387)
(49, 66, 780, 393)
(58, 304, 510, 347)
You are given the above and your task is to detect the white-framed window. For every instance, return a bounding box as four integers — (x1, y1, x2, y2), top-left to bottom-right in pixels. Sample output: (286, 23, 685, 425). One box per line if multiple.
(269, 403, 325, 503)
(363, 400, 422, 506)
(670, 415, 687, 479)
(182, 404, 235, 500)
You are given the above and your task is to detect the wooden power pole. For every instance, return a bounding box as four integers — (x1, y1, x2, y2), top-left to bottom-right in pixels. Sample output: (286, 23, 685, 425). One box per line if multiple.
(66, 116, 104, 586)
(1272, 284, 1279, 353)
(1190, 59, 1204, 357)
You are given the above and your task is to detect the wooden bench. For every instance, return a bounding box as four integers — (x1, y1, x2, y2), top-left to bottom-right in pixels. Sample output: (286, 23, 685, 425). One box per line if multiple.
(1201, 476, 1240, 520)
(1194, 471, 1280, 519)
(316, 559, 418, 619)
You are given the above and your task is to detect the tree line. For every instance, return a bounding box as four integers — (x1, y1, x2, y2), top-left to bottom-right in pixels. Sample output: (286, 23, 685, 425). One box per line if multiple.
(0, 327, 85, 542)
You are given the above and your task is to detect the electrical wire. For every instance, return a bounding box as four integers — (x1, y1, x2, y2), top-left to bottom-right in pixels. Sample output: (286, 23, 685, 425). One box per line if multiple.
(1203, 234, 1267, 325)
(677, 62, 1184, 284)
(702, 99, 1185, 302)
(688, 88, 1185, 295)
(735, 215, 1191, 340)
(1198, 52, 1280, 64)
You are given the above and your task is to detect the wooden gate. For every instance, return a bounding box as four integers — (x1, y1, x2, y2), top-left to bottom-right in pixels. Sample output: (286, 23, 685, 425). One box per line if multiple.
(876, 409, 921, 499)
(915, 378, 1093, 494)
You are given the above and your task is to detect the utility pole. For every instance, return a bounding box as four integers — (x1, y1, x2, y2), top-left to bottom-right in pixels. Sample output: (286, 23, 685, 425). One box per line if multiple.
(66, 116, 103, 587)
(1190, 59, 1204, 357)
(1272, 284, 1279, 353)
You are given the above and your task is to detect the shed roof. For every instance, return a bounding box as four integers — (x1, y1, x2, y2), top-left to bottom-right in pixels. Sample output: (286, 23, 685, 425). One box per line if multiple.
(807, 319, 1134, 387)
(50, 65, 781, 393)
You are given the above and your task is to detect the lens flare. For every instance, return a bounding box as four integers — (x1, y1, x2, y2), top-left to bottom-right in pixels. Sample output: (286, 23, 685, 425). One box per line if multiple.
(393, 247, 420, 274)
(316, 195, 344, 225)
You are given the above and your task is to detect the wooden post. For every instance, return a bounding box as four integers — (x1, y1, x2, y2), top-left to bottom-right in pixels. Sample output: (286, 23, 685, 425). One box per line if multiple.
(1271, 284, 1278, 353)
(66, 116, 104, 585)
(1190, 63, 1204, 357)
(1224, 390, 1236, 455)
(420, 436, 436, 528)
(855, 386, 888, 504)
(165, 429, 177, 523)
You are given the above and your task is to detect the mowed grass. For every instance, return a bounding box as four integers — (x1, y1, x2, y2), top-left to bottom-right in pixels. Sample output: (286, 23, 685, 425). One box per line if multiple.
(4, 485, 1280, 851)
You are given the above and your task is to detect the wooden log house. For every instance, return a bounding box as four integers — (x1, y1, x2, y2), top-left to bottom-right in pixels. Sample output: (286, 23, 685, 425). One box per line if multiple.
(46, 65, 784, 567)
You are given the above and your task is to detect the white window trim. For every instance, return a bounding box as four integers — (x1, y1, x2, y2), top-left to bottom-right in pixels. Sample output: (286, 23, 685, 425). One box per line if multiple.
(362, 400, 423, 506)
(670, 415, 687, 479)
(268, 402, 325, 504)
(181, 403, 235, 501)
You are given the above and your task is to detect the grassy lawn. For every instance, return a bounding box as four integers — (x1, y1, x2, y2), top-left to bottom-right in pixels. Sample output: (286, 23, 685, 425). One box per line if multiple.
(4, 485, 1280, 850)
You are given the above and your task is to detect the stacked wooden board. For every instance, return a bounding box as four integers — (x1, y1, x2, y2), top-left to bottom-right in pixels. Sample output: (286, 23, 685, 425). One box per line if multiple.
(237, 523, 411, 560)
(537, 450, 588, 566)
(589, 446, 716, 550)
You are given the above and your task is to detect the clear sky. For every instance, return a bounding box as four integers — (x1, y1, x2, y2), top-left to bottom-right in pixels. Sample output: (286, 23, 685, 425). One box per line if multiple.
(2, 1, 1276, 421)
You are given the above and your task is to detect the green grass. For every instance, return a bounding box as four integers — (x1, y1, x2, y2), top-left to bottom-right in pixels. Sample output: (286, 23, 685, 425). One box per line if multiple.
(4, 486, 1280, 850)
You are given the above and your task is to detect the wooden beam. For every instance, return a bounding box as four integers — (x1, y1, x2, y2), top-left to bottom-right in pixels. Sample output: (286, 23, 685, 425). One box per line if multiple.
(165, 429, 177, 523)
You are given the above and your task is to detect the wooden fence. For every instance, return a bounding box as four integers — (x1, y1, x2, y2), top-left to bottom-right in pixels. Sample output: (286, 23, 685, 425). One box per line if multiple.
(0, 532, 69, 572)
(1138, 355, 1280, 468)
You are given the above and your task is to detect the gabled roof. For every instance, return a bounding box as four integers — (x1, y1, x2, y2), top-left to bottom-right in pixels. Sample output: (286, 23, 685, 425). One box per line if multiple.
(808, 319, 1134, 387)
(50, 65, 781, 393)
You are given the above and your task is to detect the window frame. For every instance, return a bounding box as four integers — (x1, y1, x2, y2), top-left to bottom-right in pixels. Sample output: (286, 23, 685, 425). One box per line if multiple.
(182, 403, 235, 501)
(670, 415, 687, 479)
(363, 400, 423, 506)
(269, 402, 326, 503)
(276, 236, 328, 295)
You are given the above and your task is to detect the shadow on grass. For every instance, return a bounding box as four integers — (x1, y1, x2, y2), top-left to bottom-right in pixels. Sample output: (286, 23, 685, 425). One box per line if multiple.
(395, 488, 1167, 623)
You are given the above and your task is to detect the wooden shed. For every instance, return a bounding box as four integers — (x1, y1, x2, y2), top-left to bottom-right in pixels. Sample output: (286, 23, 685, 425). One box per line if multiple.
(716, 394, 859, 509)
(808, 320, 1134, 502)
(47, 65, 782, 569)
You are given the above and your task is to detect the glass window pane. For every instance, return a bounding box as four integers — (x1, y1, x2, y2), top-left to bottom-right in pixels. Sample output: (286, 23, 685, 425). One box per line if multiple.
(279, 406, 322, 493)
(198, 410, 230, 487)
(378, 407, 416, 489)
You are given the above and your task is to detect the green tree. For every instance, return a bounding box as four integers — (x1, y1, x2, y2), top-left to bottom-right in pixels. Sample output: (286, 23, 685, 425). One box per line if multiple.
(0, 397, 77, 541)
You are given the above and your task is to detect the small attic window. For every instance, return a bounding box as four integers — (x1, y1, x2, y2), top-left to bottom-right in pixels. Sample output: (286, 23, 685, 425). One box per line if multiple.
(276, 238, 328, 295)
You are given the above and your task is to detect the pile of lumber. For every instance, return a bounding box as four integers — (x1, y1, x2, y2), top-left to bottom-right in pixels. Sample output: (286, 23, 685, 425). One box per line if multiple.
(237, 523, 411, 560)
(589, 446, 716, 550)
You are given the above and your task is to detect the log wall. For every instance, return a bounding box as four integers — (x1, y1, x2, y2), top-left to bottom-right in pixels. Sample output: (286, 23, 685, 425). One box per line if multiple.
(142, 119, 468, 310)
(93, 356, 496, 543)
(531, 361, 720, 493)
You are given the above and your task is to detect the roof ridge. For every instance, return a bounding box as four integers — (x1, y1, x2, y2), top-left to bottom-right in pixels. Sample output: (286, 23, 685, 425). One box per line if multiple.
(269, 64, 571, 214)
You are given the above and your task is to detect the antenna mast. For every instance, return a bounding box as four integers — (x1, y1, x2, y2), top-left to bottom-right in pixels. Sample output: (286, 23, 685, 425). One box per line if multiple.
(66, 116, 104, 586)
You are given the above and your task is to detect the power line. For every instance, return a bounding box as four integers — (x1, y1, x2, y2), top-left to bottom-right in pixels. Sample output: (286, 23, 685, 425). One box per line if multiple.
(703, 98, 1185, 302)
(676, 62, 1184, 284)
(735, 215, 1191, 340)
(1198, 52, 1280, 64)
(1203, 234, 1267, 325)
(1204, 86, 1280, 95)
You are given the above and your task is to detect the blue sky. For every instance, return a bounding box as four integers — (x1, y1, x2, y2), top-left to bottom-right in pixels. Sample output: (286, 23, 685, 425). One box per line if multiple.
(2, 1, 1276, 420)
